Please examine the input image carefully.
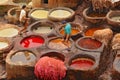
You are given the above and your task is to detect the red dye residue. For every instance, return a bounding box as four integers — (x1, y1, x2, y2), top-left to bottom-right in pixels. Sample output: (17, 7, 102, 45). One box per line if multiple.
(78, 38, 102, 49)
(70, 58, 94, 70)
(21, 36, 44, 48)
(34, 56, 66, 80)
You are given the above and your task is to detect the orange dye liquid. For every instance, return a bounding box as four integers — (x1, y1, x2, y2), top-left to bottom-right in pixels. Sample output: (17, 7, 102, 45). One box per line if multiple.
(60, 29, 80, 36)
(85, 27, 103, 36)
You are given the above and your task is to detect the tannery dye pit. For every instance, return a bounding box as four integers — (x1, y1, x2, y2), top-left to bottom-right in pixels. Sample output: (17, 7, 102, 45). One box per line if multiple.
(30, 9, 48, 19)
(11, 51, 36, 65)
(0, 28, 18, 37)
(20, 36, 44, 48)
(70, 58, 95, 70)
(48, 38, 71, 50)
(77, 37, 102, 50)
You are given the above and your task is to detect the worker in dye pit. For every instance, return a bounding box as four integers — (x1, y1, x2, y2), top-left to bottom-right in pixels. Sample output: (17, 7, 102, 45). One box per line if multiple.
(62, 21, 71, 43)
(19, 5, 30, 28)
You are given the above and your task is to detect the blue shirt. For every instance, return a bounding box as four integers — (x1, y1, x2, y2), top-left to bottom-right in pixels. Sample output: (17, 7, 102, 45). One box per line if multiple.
(64, 23, 71, 34)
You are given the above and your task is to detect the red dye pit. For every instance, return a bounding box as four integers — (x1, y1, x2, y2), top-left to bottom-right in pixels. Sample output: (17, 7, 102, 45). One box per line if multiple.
(21, 36, 44, 48)
(70, 58, 94, 70)
(78, 38, 102, 49)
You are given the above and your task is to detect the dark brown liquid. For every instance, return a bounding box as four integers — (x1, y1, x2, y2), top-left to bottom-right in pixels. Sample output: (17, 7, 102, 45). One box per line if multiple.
(88, 12, 106, 17)
(11, 51, 36, 64)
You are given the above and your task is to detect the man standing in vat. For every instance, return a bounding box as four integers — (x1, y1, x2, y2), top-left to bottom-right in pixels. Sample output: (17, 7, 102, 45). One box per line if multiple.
(62, 21, 72, 44)
(19, 5, 30, 33)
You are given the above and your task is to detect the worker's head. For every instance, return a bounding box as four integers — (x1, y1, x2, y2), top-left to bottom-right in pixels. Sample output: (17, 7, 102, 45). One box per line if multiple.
(22, 5, 27, 9)
(61, 20, 67, 24)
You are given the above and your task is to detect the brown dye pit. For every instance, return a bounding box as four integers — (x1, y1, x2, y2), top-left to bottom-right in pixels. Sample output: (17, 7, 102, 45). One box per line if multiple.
(11, 51, 36, 65)
(78, 38, 102, 49)
(70, 58, 95, 70)
(88, 12, 106, 17)
(60, 28, 80, 36)
(85, 27, 104, 36)
(48, 38, 71, 50)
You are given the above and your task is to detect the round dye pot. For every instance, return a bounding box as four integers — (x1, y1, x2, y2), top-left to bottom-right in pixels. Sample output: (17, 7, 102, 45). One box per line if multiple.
(48, 7, 75, 22)
(20, 35, 45, 49)
(13, 0, 31, 7)
(0, 38, 13, 53)
(83, 7, 107, 24)
(28, 8, 49, 22)
(7, 7, 20, 24)
(106, 10, 120, 27)
(47, 37, 73, 51)
(27, 20, 57, 37)
(6, 50, 37, 80)
(0, 23, 20, 38)
(58, 22, 83, 41)
(0, 38, 13, 61)
(69, 54, 96, 70)
(68, 53, 99, 80)
(0, 2, 18, 16)
(40, 50, 65, 61)
(112, 53, 120, 79)
(76, 37, 104, 52)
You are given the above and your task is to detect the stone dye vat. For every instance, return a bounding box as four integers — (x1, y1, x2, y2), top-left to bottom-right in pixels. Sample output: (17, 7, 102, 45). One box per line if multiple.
(83, 8, 107, 24)
(112, 52, 120, 80)
(48, 7, 75, 22)
(0, 0, 18, 16)
(106, 10, 120, 27)
(7, 7, 20, 24)
(68, 53, 99, 80)
(28, 20, 56, 37)
(70, 58, 94, 70)
(76, 37, 104, 52)
(20, 35, 45, 48)
(13, 0, 31, 7)
(0, 23, 19, 38)
(47, 37, 72, 50)
(28, 8, 49, 22)
(58, 22, 83, 41)
(0, 38, 13, 61)
(6, 50, 37, 80)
